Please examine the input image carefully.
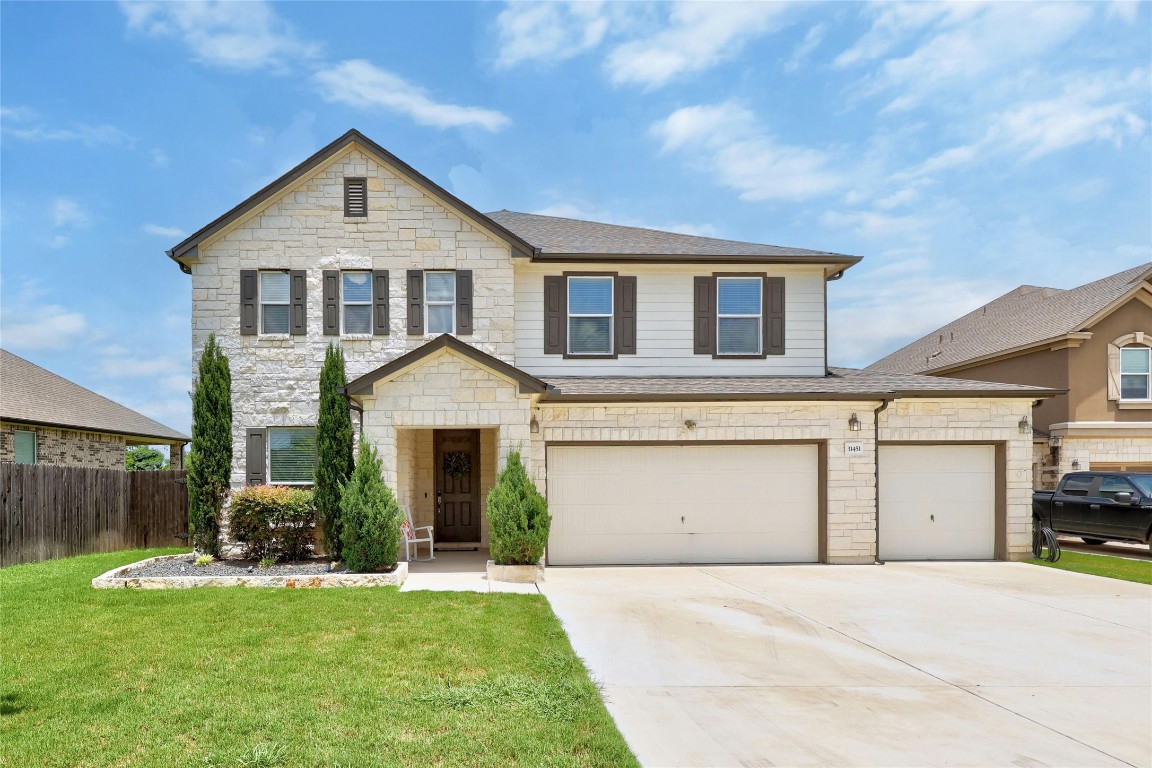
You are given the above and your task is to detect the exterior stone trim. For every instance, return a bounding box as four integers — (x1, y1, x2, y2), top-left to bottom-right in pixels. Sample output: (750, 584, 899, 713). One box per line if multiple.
(92, 555, 408, 589)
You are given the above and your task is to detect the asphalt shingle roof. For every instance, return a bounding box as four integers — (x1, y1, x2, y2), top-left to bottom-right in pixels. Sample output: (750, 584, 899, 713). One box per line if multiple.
(486, 210, 861, 263)
(0, 349, 189, 442)
(542, 367, 1056, 400)
(869, 263, 1152, 374)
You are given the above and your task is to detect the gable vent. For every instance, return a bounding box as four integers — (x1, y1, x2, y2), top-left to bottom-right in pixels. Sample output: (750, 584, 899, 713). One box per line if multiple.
(344, 177, 367, 218)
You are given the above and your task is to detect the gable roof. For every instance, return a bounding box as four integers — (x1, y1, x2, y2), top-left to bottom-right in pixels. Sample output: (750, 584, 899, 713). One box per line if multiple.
(344, 335, 550, 397)
(487, 210, 861, 274)
(1, 350, 190, 442)
(869, 263, 1152, 375)
(167, 129, 537, 272)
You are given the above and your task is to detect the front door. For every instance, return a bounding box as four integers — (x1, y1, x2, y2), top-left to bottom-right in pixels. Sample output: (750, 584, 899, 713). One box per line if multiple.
(434, 429, 481, 543)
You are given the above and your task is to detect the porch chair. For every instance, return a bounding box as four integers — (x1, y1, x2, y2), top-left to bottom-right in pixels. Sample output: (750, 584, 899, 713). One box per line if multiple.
(402, 506, 435, 561)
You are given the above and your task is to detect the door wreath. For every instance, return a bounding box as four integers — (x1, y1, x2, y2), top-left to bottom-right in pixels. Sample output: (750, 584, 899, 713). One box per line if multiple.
(443, 451, 471, 478)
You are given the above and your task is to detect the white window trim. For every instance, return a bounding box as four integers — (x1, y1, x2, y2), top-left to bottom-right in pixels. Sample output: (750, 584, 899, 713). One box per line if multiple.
(1119, 345, 1152, 403)
(716, 276, 763, 356)
(267, 426, 317, 486)
(425, 271, 456, 335)
(567, 276, 614, 356)
(14, 429, 36, 465)
(341, 270, 373, 336)
(259, 270, 291, 336)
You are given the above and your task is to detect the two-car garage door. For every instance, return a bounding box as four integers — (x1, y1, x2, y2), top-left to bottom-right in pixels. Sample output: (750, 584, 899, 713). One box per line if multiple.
(547, 444, 819, 565)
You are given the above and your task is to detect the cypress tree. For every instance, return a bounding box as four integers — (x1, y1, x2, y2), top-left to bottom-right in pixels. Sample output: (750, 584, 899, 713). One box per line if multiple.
(316, 343, 354, 559)
(187, 334, 232, 556)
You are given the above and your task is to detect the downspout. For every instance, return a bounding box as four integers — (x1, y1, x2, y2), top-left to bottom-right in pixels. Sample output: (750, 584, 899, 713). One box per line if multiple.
(873, 398, 891, 565)
(341, 387, 364, 441)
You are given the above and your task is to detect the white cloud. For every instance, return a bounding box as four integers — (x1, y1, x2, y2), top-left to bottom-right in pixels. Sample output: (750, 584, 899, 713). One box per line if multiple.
(313, 59, 511, 132)
(120, 0, 319, 71)
(150, 149, 169, 167)
(0, 284, 90, 352)
(784, 23, 826, 73)
(494, 1, 613, 68)
(52, 198, 91, 228)
(652, 103, 845, 202)
(142, 224, 185, 238)
(606, 2, 795, 88)
(0, 107, 133, 147)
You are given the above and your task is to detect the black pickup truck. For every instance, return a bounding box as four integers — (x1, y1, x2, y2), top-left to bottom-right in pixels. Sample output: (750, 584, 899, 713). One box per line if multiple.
(1033, 472, 1152, 550)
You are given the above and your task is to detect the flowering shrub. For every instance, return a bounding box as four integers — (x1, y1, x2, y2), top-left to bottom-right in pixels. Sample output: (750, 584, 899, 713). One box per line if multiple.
(229, 486, 316, 561)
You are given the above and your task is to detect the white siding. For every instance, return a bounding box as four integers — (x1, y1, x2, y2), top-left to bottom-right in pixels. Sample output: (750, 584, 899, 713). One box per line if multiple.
(514, 263, 826, 376)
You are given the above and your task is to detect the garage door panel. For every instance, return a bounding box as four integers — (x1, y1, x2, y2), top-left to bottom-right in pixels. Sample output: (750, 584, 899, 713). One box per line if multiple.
(547, 444, 819, 566)
(880, 445, 995, 561)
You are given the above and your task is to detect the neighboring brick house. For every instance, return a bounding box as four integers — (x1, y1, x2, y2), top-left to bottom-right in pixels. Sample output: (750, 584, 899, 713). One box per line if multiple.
(0, 350, 189, 470)
(869, 264, 1152, 489)
(169, 129, 1057, 565)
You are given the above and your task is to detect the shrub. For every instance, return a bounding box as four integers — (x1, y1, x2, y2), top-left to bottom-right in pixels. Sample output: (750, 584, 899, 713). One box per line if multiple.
(487, 450, 550, 565)
(229, 486, 316, 562)
(316, 344, 354, 560)
(193, 555, 214, 567)
(188, 334, 232, 556)
(339, 442, 402, 572)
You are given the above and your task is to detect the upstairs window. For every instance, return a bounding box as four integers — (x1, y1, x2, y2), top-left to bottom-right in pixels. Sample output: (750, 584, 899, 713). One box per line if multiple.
(268, 427, 316, 485)
(13, 429, 36, 465)
(1120, 346, 1151, 400)
(342, 271, 373, 334)
(568, 276, 614, 355)
(717, 277, 762, 356)
(259, 271, 290, 334)
(344, 177, 367, 217)
(425, 271, 456, 334)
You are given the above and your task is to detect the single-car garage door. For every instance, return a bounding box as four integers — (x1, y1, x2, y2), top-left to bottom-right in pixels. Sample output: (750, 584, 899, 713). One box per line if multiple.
(879, 444, 995, 561)
(547, 444, 819, 565)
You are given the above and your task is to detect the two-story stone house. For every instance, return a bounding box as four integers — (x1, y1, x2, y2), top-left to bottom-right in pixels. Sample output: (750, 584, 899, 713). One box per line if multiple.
(870, 264, 1152, 489)
(169, 130, 1056, 565)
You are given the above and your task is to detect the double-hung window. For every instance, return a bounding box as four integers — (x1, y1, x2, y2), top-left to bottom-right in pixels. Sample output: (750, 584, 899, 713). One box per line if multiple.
(259, 271, 290, 334)
(1120, 346, 1151, 400)
(268, 427, 316, 485)
(568, 276, 614, 355)
(13, 429, 36, 464)
(425, 271, 456, 334)
(716, 277, 763, 356)
(342, 271, 373, 334)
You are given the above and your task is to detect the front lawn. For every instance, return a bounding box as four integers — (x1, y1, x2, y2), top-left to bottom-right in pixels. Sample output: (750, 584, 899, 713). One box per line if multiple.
(1027, 550, 1152, 585)
(0, 550, 637, 768)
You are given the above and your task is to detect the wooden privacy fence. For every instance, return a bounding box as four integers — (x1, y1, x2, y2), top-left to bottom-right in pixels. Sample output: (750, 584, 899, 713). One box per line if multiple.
(0, 465, 189, 567)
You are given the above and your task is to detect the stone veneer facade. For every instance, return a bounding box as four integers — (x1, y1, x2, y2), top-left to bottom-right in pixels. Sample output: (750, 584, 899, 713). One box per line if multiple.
(1034, 434, 1152, 489)
(0, 422, 126, 470)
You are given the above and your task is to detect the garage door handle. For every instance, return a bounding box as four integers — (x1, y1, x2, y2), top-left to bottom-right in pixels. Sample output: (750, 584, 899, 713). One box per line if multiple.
(681, 516, 685, 524)
(1090, 504, 1100, 510)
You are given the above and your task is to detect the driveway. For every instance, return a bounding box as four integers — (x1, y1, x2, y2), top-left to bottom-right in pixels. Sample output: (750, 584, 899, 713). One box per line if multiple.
(541, 563, 1151, 767)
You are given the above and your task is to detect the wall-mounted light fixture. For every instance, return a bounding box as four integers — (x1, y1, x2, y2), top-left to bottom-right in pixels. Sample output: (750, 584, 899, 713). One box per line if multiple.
(1018, 416, 1031, 435)
(1047, 435, 1062, 449)
(530, 416, 539, 434)
(684, 420, 697, 430)
(848, 413, 861, 432)
(1071, 459, 1080, 471)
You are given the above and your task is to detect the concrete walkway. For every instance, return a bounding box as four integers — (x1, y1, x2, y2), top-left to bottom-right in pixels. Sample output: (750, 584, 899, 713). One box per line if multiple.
(400, 549, 539, 593)
(542, 562, 1152, 768)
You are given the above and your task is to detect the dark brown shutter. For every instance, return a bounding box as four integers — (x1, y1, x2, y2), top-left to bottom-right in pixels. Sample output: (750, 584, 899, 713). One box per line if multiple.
(372, 270, 389, 335)
(290, 270, 307, 335)
(764, 276, 785, 355)
(544, 275, 566, 354)
(693, 276, 716, 355)
(615, 276, 637, 355)
(245, 428, 267, 486)
(344, 177, 367, 217)
(240, 269, 258, 335)
(456, 270, 473, 335)
(322, 270, 340, 336)
(407, 270, 424, 335)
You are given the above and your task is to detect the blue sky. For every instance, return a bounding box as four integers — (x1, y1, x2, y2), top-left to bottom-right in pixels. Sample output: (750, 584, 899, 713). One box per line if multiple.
(2, 1, 1149, 436)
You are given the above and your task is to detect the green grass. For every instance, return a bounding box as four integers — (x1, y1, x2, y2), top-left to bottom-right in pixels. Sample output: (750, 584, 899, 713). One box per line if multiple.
(1027, 550, 1152, 585)
(0, 549, 637, 768)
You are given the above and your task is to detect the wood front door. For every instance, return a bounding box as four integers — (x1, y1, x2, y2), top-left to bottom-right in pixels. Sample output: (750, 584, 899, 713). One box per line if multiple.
(434, 429, 481, 543)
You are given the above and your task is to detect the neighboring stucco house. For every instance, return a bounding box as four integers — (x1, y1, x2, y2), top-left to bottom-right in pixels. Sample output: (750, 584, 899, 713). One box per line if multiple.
(168, 129, 1057, 565)
(0, 349, 189, 469)
(869, 264, 1152, 490)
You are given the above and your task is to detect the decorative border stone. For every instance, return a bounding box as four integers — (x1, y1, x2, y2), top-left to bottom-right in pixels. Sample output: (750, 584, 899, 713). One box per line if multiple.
(92, 554, 408, 589)
(487, 559, 544, 584)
